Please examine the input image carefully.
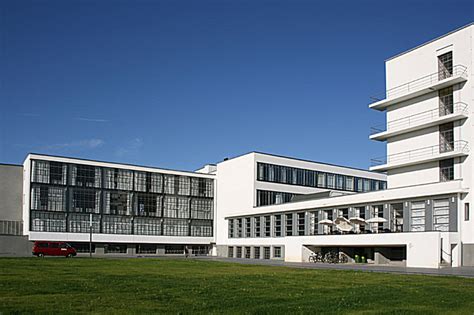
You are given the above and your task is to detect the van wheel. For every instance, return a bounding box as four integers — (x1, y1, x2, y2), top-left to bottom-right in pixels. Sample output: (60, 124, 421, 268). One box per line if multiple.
(38, 253, 44, 258)
(66, 254, 73, 258)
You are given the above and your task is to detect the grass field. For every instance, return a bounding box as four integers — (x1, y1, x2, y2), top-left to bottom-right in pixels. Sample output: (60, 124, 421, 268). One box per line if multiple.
(1, 258, 474, 314)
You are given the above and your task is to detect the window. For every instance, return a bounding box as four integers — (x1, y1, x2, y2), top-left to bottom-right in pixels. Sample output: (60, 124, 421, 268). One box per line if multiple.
(104, 244, 127, 254)
(336, 175, 344, 190)
(264, 216, 271, 237)
(228, 246, 234, 258)
(31, 186, 66, 212)
(104, 191, 132, 216)
(236, 218, 242, 238)
(134, 217, 162, 236)
(317, 173, 326, 188)
(263, 247, 271, 259)
(31, 211, 66, 232)
(254, 247, 260, 259)
(228, 219, 234, 238)
(236, 246, 242, 258)
(327, 174, 335, 189)
(274, 214, 282, 237)
(134, 172, 163, 193)
(285, 213, 293, 236)
(104, 168, 133, 190)
(139, 193, 162, 217)
(254, 217, 261, 237)
(245, 247, 251, 259)
(191, 198, 213, 220)
(102, 216, 132, 234)
(256, 190, 299, 207)
(71, 188, 100, 213)
(345, 177, 354, 191)
(70, 243, 95, 253)
(177, 176, 191, 195)
(440, 159, 454, 181)
(297, 212, 305, 235)
(465, 203, 470, 221)
(433, 199, 450, 232)
(439, 87, 453, 116)
(71, 164, 101, 188)
(163, 196, 177, 218)
(191, 178, 213, 197)
(411, 201, 425, 232)
(245, 218, 251, 237)
(68, 213, 100, 233)
(273, 246, 282, 258)
(163, 218, 188, 236)
(165, 245, 184, 254)
(164, 175, 176, 194)
(190, 220, 213, 237)
(136, 244, 157, 254)
(438, 51, 453, 80)
(31, 160, 50, 184)
(439, 123, 454, 153)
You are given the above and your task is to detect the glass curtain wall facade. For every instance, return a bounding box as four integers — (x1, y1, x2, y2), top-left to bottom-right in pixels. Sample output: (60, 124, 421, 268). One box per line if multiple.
(29, 160, 214, 237)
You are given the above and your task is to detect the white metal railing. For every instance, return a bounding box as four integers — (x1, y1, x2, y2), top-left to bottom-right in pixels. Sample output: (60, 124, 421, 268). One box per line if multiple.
(370, 102, 469, 135)
(371, 140, 469, 167)
(370, 65, 468, 103)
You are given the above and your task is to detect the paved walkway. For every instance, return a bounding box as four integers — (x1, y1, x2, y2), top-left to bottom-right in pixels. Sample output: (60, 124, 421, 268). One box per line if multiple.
(197, 257, 474, 278)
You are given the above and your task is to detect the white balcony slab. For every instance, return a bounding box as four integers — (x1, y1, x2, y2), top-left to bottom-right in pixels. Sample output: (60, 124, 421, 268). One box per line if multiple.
(369, 74, 467, 111)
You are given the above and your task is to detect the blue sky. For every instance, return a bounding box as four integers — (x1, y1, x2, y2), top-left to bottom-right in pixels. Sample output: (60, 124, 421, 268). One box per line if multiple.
(1, 0, 473, 171)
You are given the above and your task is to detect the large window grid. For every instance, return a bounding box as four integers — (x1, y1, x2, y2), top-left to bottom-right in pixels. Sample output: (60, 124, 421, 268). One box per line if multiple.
(257, 162, 386, 193)
(29, 159, 214, 237)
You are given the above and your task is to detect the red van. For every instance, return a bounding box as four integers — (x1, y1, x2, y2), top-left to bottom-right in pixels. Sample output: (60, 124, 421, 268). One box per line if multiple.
(33, 241, 77, 258)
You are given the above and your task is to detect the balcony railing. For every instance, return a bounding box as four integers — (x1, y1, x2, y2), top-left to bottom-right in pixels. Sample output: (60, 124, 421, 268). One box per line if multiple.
(370, 65, 468, 103)
(371, 140, 469, 167)
(370, 102, 469, 135)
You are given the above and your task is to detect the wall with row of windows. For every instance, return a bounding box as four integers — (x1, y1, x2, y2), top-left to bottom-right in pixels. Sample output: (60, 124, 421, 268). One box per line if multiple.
(30, 211, 213, 237)
(31, 160, 214, 197)
(227, 245, 283, 260)
(228, 196, 455, 238)
(257, 162, 386, 192)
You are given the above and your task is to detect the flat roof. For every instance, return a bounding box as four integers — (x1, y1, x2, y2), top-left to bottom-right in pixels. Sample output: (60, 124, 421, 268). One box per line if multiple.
(386, 22, 473, 62)
(218, 151, 385, 175)
(25, 152, 215, 177)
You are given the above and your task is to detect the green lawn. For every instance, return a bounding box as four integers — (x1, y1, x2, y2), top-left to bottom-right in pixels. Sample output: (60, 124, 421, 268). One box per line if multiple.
(0, 258, 473, 314)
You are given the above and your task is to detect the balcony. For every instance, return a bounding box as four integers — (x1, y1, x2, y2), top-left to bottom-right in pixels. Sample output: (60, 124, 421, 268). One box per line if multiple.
(369, 65, 468, 111)
(370, 102, 469, 141)
(370, 140, 469, 171)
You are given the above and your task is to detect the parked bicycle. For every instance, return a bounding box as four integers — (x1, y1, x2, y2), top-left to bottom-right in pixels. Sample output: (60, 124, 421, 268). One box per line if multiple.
(309, 251, 349, 264)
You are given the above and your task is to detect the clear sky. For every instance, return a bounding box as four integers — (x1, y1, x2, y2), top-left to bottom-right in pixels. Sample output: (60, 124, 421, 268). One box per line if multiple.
(1, 0, 473, 171)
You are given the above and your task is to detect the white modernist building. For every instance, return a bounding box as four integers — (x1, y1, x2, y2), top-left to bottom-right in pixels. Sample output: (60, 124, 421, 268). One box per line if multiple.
(1, 24, 473, 268)
(216, 24, 474, 268)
